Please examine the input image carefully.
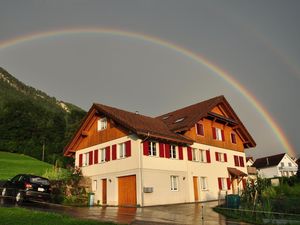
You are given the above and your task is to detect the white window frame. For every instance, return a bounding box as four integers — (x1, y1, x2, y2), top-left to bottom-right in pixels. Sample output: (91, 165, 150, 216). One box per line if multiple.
(148, 142, 157, 156)
(83, 152, 89, 166)
(170, 176, 179, 191)
(215, 128, 223, 141)
(221, 178, 227, 190)
(200, 177, 208, 190)
(93, 180, 97, 192)
(199, 149, 207, 163)
(97, 117, 107, 131)
(118, 143, 126, 159)
(218, 152, 225, 162)
(192, 148, 199, 161)
(170, 145, 177, 159)
(100, 148, 106, 163)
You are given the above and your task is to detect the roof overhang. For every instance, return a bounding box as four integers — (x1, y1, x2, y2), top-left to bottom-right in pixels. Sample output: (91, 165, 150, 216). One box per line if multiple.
(228, 167, 247, 177)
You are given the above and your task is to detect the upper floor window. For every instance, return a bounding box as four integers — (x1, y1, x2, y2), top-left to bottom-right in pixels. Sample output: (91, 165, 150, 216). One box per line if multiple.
(100, 148, 106, 162)
(148, 142, 157, 156)
(231, 132, 237, 144)
(192, 148, 199, 161)
(83, 152, 89, 166)
(281, 162, 284, 167)
(234, 155, 245, 167)
(119, 143, 126, 159)
(196, 123, 204, 136)
(213, 127, 224, 141)
(199, 149, 208, 162)
(170, 176, 179, 191)
(288, 162, 292, 167)
(216, 152, 227, 162)
(97, 117, 107, 131)
(170, 145, 177, 159)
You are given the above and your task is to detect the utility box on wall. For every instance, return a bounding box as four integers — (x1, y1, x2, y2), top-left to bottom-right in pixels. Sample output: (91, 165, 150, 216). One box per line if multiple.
(143, 187, 154, 193)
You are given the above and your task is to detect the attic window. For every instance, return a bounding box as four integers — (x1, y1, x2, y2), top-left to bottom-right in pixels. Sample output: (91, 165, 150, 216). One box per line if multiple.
(174, 117, 185, 123)
(97, 117, 107, 131)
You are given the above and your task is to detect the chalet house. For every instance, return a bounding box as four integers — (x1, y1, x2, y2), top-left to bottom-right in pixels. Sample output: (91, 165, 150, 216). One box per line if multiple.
(253, 153, 298, 178)
(64, 96, 256, 206)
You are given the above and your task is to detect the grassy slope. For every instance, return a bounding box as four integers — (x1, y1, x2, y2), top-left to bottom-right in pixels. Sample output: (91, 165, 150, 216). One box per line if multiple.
(0, 151, 53, 180)
(0, 207, 116, 225)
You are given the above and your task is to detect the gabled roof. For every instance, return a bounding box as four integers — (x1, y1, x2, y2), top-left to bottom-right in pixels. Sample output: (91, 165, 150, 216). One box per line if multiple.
(93, 103, 192, 145)
(253, 153, 285, 169)
(156, 95, 256, 148)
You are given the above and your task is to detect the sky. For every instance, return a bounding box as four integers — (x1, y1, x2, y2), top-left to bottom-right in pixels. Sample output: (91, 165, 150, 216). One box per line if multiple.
(0, 0, 299, 158)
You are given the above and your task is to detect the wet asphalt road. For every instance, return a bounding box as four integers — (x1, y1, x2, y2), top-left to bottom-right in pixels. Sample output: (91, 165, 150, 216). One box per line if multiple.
(0, 197, 251, 225)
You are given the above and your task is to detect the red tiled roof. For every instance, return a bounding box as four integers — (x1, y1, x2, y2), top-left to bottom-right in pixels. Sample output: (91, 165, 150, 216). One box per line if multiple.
(94, 103, 193, 144)
(157, 95, 256, 148)
(253, 153, 285, 169)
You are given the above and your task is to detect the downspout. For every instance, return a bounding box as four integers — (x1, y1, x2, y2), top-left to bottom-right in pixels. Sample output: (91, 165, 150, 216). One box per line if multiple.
(139, 132, 150, 207)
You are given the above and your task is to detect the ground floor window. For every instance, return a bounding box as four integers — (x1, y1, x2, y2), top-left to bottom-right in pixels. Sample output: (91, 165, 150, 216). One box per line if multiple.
(170, 176, 179, 191)
(200, 177, 208, 190)
(93, 180, 97, 192)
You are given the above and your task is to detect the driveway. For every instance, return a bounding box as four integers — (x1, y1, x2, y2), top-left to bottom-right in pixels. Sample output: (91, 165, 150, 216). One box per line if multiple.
(1, 199, 250, 225)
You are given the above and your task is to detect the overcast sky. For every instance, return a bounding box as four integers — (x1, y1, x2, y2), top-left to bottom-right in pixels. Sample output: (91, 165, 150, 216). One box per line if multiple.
(0, 0, 299, 158)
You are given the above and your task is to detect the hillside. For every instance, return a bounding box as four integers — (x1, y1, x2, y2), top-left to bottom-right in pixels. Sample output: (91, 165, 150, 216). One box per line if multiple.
(0, 67, 86, 164)
(0, 151, 53, 180)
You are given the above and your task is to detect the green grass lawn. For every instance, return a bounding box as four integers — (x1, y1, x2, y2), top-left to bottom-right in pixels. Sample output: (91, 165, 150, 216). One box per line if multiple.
(0, 151, 53, 180)
(0, 207, 116, 225)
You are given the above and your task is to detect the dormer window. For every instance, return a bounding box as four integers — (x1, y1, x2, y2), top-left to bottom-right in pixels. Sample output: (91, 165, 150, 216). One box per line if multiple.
(162, 115, 170, 120)
(97, 117, 107, 131)
(175, 117, 185, 123)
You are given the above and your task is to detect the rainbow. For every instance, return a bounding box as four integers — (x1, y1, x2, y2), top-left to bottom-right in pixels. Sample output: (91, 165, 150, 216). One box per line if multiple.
(0, 27, 296, 156)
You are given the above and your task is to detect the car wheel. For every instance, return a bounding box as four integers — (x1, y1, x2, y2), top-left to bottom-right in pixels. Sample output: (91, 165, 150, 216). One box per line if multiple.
(15, 192, 24, 204)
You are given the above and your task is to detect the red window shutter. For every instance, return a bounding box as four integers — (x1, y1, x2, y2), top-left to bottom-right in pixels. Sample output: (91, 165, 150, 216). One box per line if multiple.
(221, 130, 225, 141)
(125, 140, 131, 157)
(105, 146, 110, 161)
(206, 150, 211, 163)
(159, 143, 165, 157)
(79, 154, 83, 167)
(234, 155, 239, 166)
(187, 147, 192, 161)
(89, 151, 93, 165)
(218, 178, 222, 190)
(215, 152, 219, 161)
(242, 179, 247, 189)
(94, 150, 98, 164)
(112, 144, 117, 160)
(143, 141, 149, 156)
(227, 178, 231, 190)
(224, 153, 227, 162)
(212, 127, 216, 139)
(239, 156, 245, 167)
(178, 146, 183, 160)
(165, 144, 170, 158)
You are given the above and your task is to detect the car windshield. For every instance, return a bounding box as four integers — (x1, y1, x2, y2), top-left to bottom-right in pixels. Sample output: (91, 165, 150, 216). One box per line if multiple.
(30, 177, 50, 185)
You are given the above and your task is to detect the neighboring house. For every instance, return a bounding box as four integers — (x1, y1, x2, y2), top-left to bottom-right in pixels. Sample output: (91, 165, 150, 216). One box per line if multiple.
(64, 95, 256, 206)
(246, 157, 257, 182)
(253, 153, 298, 178)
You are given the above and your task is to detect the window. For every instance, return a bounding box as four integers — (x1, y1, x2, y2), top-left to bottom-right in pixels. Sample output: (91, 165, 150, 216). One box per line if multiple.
(234, 155, 244, 167)
(192, 148, 199, 161)
(93, 180, 97, 192)
(200, 177, 208, 190)
(170, 145, 177, 159)
(288, 162, 292, 167)
(175, 117, 185, 123)
(83, 152, 89, 166)
(213, 127, 224, 141)
(231, 132, 237, 144)
(148, 142, 157, 156)
(196, 123, 204, 136)
(119, 143, 126, 159)
(216, 152, 227, 162)
(100, 148, 106, 162)
(281, 162, 284, 167)
(219, 178, 227, 190)
(170, 176, 179, 191)
(97, 117, 107, 131)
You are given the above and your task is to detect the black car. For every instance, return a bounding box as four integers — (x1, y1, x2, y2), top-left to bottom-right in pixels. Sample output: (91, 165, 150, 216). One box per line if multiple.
(1, 174, 51, 204)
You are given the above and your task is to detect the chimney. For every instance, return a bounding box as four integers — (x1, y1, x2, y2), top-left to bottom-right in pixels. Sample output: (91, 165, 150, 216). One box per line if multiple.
(266, 157, 269, 165)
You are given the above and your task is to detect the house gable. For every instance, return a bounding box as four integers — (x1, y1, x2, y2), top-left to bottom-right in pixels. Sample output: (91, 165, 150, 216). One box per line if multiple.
(64, 107, 128, 156)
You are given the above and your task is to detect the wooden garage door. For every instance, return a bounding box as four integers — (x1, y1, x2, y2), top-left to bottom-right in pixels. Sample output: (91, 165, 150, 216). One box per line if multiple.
(118, 175, 137, 206)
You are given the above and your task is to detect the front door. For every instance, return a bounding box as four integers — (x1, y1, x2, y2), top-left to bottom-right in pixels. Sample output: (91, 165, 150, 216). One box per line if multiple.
(102, 179, 107, 205)
(193, 176, 199, 201)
